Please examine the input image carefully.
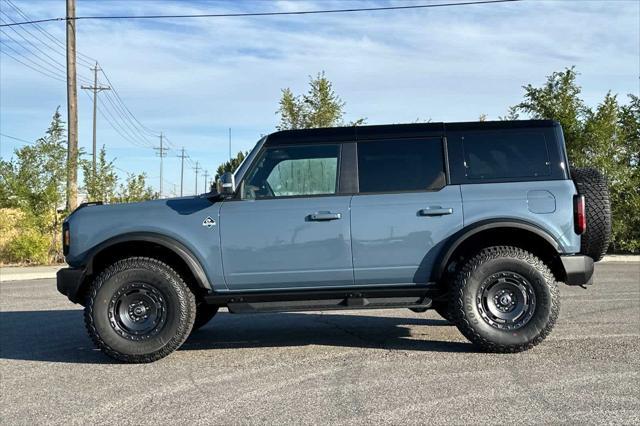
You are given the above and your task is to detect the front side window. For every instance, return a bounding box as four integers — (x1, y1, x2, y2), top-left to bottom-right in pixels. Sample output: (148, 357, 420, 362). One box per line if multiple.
(357, 139, 446, 193)
(242, 145, 340, 199)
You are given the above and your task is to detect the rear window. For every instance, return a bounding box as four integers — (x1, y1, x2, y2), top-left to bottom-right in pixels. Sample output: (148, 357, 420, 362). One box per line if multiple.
(357, 139, 446, 193)
(462, 131, 551, 180)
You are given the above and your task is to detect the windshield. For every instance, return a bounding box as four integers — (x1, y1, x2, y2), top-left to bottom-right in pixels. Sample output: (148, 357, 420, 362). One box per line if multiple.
(234, 136, 266, 183)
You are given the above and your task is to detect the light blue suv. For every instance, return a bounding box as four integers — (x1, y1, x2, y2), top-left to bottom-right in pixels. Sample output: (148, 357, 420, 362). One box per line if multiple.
(58, 120, 611, 362)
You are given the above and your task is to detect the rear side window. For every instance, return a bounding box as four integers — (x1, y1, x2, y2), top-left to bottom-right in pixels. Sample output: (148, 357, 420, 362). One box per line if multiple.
(462, 131, 551, 180)
(357, 139, 446, 193)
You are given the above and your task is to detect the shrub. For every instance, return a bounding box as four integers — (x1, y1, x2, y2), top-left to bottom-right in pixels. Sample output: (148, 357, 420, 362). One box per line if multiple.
(0, 208, 24, 249)
(2, 228, 50, 265)
(0, 208, 52, 265)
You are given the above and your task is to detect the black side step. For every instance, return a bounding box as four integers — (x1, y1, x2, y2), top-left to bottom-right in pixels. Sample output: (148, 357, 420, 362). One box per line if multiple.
(203, 285, 442, 314)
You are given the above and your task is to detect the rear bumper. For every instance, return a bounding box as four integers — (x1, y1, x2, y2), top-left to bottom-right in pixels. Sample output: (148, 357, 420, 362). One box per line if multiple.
(560, 255, 594, 286)
(56, 267, 86, 304)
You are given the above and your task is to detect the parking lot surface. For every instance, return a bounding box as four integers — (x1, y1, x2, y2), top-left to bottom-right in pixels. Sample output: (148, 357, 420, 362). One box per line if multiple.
(1, 262, 639, 425)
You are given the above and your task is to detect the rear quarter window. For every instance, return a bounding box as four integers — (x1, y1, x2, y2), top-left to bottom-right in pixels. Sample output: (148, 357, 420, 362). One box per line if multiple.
(461, 131, 551, 180)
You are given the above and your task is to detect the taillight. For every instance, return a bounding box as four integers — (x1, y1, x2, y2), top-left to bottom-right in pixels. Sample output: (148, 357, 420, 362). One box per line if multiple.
(574, 194, 586, 234)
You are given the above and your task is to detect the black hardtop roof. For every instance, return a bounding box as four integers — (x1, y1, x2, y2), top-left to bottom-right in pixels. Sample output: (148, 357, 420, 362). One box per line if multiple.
(265, 119, 559, 145)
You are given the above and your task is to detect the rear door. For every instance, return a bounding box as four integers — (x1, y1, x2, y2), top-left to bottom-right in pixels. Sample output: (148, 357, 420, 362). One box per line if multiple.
(350, 138, 463, 286)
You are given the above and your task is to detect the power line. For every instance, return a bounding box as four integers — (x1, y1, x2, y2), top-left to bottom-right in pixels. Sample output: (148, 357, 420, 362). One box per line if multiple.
(114, 165, 134, 176)
(162, 135, 176, 149)
(0, 16, 92, 83)
(101, 89, 156, 146)
(4, 0, 96, 67)
(1, 49, 164, 157)
(0, 27, 92, 85)
(0, 1, 522, 27)
(0, 132, 36, 145)
(84, 91, 153, 148)
(0, 17, 68, 75)
(96, 94, 152, 147)
(99, 69, 161, 138)
(1, 3, 159, 146)
(0, 27, 71, 79)
(0, 8, 76, 68)
(0, 42, 66, 82)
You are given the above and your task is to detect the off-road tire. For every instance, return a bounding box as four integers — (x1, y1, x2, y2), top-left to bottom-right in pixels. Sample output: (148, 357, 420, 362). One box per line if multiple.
(571, 167, 611, 261)
(433, 302, 453, 322)
(450, 246, 559, 353)
(191, 303, 219, 333)
(84, 257, 196, 363)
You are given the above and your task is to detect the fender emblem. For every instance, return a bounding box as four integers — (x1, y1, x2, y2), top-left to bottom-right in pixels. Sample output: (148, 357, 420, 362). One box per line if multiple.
(202, 216, 216, 228)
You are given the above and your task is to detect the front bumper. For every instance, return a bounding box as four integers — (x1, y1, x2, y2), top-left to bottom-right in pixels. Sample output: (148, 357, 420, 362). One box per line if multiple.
(56, 267, 86, 304)
(560, 255, 594, 286)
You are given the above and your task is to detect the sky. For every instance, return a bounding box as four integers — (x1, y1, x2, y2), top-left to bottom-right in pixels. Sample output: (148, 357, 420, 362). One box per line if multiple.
(1, 0, 639, 197)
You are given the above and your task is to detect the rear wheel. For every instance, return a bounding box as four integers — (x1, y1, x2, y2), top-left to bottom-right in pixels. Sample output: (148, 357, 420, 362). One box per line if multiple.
(450, 246, 559, 353)
(84, 257, 196, 363)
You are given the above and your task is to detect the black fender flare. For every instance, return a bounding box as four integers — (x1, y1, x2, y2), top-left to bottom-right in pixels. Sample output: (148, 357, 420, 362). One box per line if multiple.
(433, 219, 562, 282)
(82, 232, 212, 290)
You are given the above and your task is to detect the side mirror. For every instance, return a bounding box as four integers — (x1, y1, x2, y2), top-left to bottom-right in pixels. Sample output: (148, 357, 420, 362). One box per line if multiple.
(216, 172, 236, 197)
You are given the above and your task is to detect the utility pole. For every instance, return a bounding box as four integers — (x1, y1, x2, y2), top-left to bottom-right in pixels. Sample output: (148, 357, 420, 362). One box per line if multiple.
(193, 161, 201, 194)
(228, 127, 232, 160)
(203, 170, 209, 192)
(153, 132, 167, 198)
(81, 62, 110, 174)
(65, 0, 78, 211)
(177, 147, 187, 197)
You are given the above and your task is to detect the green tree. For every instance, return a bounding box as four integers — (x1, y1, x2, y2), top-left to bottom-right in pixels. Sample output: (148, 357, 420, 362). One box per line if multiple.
(515, 67, 588, 162)
(0, 160, 17, 208)
(215, 151, 247, 182)
(114, 173, 157, 203)
(81, 145, 117, 203)
(511, 68, 640, 252)
(499, 105, 520, 121)
(0, 107, 68, 260)
(214, 72, 366, 187)
(277, 71, 364, 130)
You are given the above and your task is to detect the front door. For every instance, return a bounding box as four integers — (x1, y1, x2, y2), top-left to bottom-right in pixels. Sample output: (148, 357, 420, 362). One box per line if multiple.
(219, 144, 353, 290)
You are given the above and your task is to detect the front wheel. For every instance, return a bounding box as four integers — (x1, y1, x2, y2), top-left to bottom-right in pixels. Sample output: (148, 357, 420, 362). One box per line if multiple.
(450, 246, 559, 353)
(432, 302, 453, 322)
(84, 257, 197, 363)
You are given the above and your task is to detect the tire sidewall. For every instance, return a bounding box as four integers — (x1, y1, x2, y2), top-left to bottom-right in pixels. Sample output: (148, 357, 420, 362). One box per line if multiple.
(460, 255, 554, 347)
(89, 260, 192, 358)
(571, 167, 611, 261)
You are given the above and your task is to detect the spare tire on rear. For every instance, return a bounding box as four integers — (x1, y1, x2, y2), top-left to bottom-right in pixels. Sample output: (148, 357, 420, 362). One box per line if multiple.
(571, 167, 611, 261)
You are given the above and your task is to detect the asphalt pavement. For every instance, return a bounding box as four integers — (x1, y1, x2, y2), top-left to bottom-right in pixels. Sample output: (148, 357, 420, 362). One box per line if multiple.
(1, 262, 638, 425)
